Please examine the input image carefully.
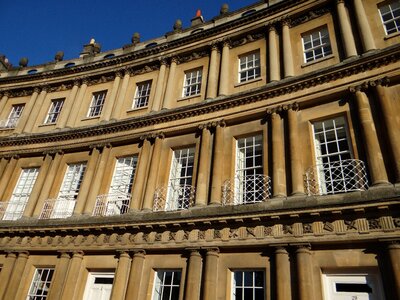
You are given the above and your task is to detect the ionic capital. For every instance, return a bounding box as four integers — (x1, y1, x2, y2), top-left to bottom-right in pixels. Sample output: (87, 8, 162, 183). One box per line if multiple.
(283, 102, 299, 112)
(266, 105, 283, 116)
(349, 82, 369, 93)
(369, 77, 390, 88)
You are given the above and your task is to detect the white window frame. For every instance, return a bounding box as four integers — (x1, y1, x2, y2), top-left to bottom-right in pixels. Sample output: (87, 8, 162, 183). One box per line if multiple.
(27, 268, 54, 300)
(83, 272, 114, 300)
(44, 98, 64, 124)
(5, 104, 24, 128)
(52, 163, 86, 218)
(302, 26, 332, 63)
(166, 148, 195, 210)
(379, 1, 400, 35)
(87, 91, 107, 117)
(182, 69, 202, 97)
(152, 270, 182, 300)
(3, 168, 39, 220)
(235, 135, 263, 204)
(312, 116, 353, 194)
(109, 156, 138, 195)
(322, 271, 384, 300)
(238, 51, 261, 83)
(232, 270, 265, 300)
(133, 81, 151, 109)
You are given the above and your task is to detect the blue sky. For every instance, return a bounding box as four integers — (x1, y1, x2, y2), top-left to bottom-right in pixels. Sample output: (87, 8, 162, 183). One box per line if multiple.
(2, 0, 257, 67)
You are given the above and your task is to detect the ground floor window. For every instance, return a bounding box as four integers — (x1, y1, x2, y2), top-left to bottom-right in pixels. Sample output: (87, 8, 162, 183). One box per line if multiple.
(83, 272, 114, 300)
(232, 270, 264, 300)
(27, 268, 54, 300)
(152, 270, 182, 300)
(322, 272, 384, 300)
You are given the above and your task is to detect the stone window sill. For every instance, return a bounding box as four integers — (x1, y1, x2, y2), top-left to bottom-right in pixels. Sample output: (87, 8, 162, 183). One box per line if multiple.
(127, 106, 148, 113)
(39, 123, 56, 127)
(301, 54, 334, 68)
(178, 94, 202, 101)
(234, 77, 262, 87)
(82, 116, 101, 121)
(384, 31, 400, 40)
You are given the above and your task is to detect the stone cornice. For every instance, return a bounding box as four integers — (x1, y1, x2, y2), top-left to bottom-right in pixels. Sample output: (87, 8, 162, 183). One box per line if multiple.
(0, 45, 398, 151)
(0, 197, 398, 252)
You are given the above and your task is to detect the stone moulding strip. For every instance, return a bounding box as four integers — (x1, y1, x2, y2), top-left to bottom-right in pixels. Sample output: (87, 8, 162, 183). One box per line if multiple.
(0, 215, 398, 252)
(0, 45, 398, 150)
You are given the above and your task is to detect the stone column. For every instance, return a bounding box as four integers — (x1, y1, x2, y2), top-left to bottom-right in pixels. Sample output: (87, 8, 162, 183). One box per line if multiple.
(203, 248, 219, 300)
(0, 155, 19, 200)
(353, 0, 376, 52)
(219, 40, 231, 96)
(269, 25, 280, 82)
(142, 133, 164, 210)
(14, 87, 40, 134)
(4, 251, 29, 300)
(83, 144, 112, 215)
(0, 92, 9, 117)
(152, 58, 167, 111)
(336, 0, 358, 58)
(195, 124, 212, 206)
(0, 157, 9, 184)
(206, 44, 220, 99)
(371, 79, 400, 182)
(125, 250, 145, 300)
(111, 69, 131, 120)
(23, 87, 49, 133)
(61, 251, 84, 300)
(0, 252, 17, 299)
(74, 146, 101, 214)
(130, 137, 151, 210)
(296, 246, 314, 300)
(57, 80, 80, 129)
(102, 72, 122, 121)
(110, 251, 131, 300)
(33, 151, 63, 217)
(269, 109, 287, 197)
(387, 243, 400, 299)
(287, 104, 305, 195)
(162, 57, 179, 109)
(184, 249, 202, 300)
(47, 252, 71, 300)
(282, 20, 294, 78)
(275, 247, 292, 300)
(23, 153, 53, 217)
(351, 86, 389, 185)
(66, 78, 88, 127)
(210, 121, 225, 204)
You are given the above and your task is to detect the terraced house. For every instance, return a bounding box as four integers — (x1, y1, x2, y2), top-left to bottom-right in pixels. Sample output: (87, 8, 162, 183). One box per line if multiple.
(0, 0, 399, 299)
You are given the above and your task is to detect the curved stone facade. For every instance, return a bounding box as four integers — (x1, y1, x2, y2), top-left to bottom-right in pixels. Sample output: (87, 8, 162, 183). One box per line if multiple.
(0, 0, 399, 299)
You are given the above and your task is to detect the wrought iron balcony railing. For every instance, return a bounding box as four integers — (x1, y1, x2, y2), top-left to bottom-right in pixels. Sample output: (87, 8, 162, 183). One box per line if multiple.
(222, 174, 271, 205)
(0, 201, 26, 220)
(39, 198, 76, 219)
(304, 159, 369, 196)
(153, 185, 196, 212)
(0, 118, 18, 129)
(92, 193, 131, 216)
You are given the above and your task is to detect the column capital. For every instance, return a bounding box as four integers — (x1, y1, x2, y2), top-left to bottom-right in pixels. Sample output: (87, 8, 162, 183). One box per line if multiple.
(186, 247, 202, 256)
(204, 247, 220, 255)
(72, 79, 81, 87)
(33, 87, 41, 94)
(57, 251, 72, 259)
(369, 77, 390, 88)
(115, 70, 124, 79)
(336, 0, 345, 4)
(140, 131, 165, 142)
(159, 57, 168, 66)
(294, 244, 312, 253)
(281, 17, 292, 28)
(4, 251, 18, 258)
(71, 250, 84, 258)
(80, 76, 90, 85)
(209, 41, 220, 52)
(89, 142, 112, 152)
(38, 84, 50, 93)
(43, 149, 64, 157)
(266, 105, 283, 116)
(222, 38, 232, 48)
(132, 249, 146, 257)
(16, 251, 30, 258)
(349, 82, 369, 93)
(170, 56, 181, 65)
(116, 250, 131, 258)
(283, 102, 300, 112)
